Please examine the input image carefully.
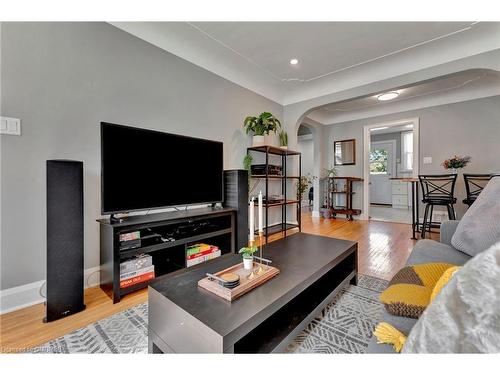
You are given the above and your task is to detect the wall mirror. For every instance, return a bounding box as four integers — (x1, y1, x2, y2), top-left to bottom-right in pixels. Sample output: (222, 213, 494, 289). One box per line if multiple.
(334, 139, 356, 166)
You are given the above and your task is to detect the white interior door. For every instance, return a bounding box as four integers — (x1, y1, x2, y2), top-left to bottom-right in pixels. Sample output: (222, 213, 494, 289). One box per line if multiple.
(369, 141, 396, 205)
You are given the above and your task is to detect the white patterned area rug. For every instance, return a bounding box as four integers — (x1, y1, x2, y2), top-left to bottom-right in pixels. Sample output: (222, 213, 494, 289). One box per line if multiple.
(30, 275, 387, 354)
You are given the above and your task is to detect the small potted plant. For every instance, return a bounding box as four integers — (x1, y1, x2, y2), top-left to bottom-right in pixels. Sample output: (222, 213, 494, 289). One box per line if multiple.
(239, 246, 258, 270)
(296, 173, 317, 201)
(244, 112, 281, 146)
(324, 166, 338, 178)
(278, 130, 288, 149)
(442, 155, 471, 174)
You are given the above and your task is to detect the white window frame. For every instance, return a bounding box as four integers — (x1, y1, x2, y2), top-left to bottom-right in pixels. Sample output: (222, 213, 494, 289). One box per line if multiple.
(401, 130, 414, 172)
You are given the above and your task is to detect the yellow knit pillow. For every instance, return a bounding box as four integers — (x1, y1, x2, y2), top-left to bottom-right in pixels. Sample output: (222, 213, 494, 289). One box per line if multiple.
(430, 266, 460, 302)
(380, 263, 456, 319)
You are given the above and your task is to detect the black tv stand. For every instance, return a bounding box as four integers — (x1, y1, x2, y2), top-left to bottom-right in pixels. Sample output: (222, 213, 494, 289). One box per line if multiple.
(97, 207, 236, 303)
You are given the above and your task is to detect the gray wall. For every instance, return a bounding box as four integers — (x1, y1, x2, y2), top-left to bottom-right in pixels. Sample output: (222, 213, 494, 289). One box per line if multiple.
(324, 96, 500, 218)
(0, 22, 282, 290)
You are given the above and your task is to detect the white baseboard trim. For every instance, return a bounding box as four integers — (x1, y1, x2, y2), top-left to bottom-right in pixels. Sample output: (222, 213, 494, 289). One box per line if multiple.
(312, 210, 320, 218)
(0, 266, 101, 315)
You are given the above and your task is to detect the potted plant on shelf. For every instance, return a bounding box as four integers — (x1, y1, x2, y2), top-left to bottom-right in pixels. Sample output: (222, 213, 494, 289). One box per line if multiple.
(243, 112, 281, 146)
(278, 130, 288, 149)
(442, 155, 471, 174)
(324, 166, 338, 178)
(239, 246, 258, 270)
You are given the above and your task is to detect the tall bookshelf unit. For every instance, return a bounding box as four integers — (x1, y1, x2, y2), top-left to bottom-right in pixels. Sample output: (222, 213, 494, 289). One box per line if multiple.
(247, 145, 302, 243)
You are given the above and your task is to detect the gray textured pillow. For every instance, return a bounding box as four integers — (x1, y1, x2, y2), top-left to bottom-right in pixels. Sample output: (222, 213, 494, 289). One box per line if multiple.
(451, 177, 500, 256)
(403, 241, 500, 353)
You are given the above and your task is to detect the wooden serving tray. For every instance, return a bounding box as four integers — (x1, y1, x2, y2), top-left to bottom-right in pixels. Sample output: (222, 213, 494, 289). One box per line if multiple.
(198, 262, 280, 301)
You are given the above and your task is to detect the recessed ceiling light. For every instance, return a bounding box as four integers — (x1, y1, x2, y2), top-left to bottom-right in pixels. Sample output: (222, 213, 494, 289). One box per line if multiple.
(377, 92, 399, 101)
(289, 58, 299, 65)
(371, 126, 389, 131)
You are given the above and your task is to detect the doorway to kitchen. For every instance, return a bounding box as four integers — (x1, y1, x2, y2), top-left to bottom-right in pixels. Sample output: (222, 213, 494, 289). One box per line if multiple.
(363, 118, 419, 224)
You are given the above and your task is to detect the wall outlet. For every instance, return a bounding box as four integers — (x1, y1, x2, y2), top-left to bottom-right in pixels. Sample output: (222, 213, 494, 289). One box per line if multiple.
(423, 156, 432, 164)
(0, 117, 21, 136)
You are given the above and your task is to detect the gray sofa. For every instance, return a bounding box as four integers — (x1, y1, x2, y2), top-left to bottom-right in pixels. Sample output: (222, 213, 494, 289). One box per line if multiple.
(366, 220, 471, 353)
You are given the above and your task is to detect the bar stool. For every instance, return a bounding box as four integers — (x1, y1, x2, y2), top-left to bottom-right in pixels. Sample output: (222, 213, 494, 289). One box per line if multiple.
(463, 174, 491, 207)
(419, 174, 457, 239)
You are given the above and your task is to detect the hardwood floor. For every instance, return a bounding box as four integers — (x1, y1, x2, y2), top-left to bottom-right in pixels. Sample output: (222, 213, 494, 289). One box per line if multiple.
(0, 213, 436, 352)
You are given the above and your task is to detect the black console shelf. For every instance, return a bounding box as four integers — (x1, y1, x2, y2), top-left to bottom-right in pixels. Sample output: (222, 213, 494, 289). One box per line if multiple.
(97, 207, 236, 303)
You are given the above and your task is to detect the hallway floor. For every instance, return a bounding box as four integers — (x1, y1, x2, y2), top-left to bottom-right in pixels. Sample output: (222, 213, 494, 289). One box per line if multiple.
(369, 204, 412, 224)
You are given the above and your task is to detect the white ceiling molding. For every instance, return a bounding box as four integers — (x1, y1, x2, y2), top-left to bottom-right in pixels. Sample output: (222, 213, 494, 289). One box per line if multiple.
(110, 22, 500, 106)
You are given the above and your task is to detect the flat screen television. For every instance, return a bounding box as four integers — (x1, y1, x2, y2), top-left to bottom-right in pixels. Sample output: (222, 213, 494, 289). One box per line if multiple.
(101, 122, 223, 214)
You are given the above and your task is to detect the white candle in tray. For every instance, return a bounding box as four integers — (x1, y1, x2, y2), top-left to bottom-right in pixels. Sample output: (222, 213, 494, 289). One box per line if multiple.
(258, 191, 263, 233)
(249, 198, 255, 243)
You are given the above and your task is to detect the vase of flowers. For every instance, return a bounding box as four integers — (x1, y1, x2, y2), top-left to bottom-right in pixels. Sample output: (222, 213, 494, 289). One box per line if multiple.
(239, 246, 258, 270)
(442, 155, 471, 173)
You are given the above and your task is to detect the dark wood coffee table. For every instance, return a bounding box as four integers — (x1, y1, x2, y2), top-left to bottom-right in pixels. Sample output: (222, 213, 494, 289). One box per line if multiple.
(148, 232, 357, 353)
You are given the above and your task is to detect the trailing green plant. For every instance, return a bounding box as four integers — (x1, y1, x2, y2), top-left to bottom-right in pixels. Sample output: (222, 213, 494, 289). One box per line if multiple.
(243, 153, 253, 190)
(243, 153, 253, 172)
(278, 130, 288, 147)
(243, 112, 281, 136)
(324, 166, 338, 178)
(239, 246, 258, 259)
(296, 173, 317, 200)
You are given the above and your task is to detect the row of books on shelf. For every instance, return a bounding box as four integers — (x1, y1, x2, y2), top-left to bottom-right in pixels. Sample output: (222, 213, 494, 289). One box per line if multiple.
(186, 243, 221, 268)
(120, 254, 154, 289)
(119, 243, 221, 288)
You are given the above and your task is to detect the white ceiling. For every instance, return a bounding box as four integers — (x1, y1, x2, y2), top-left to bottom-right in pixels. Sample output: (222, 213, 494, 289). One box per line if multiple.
(189, 22, 473, 81)
(307, 69, 500, 125)
(111, 22, 500, 105)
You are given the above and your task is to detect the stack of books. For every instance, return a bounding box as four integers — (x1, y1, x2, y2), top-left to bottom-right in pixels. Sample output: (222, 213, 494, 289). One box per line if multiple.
(119, 230, 141, 251)
(186, 243, 221, 268)
(120, 254, 155, 288)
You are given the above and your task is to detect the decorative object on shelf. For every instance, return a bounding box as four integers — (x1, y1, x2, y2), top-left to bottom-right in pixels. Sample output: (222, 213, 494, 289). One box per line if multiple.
(297, 173, 317, 200)
(441, 155, 471, 174)
(279, 130, 288, 149)
(244, 112, 281, 146)
(324, 166, 338, 178)
(334, 139, 356, 166)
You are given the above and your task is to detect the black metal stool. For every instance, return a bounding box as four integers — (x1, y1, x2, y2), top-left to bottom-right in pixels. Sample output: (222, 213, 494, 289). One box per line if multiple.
(463, 173, 491, 207)
(419, 174, 457, 238)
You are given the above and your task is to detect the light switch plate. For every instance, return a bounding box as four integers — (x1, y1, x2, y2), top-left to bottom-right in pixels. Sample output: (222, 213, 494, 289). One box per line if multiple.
(423, 156, 432, 164)
(0, 116, 21, 135)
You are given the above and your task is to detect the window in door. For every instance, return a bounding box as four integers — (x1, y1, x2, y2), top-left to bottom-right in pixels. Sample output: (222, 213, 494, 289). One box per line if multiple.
(370, 149, 388, 174)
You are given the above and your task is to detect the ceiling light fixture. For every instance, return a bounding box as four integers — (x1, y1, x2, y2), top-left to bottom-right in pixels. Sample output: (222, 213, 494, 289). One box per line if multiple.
(377, 91, 399, 101)
(289, 58, 299, 65)
(371, 126, 389, 132)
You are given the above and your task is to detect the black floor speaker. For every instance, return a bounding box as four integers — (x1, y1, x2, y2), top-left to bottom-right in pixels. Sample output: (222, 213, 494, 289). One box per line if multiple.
(45, 160, 85, 322)
(223, 169, 248, 251)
